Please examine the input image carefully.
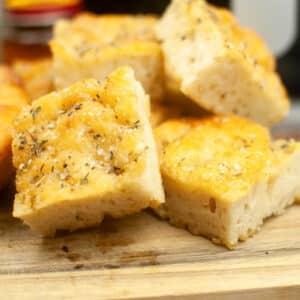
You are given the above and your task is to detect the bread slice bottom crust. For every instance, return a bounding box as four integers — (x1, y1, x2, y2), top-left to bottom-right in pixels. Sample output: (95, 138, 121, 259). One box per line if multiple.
(20, 186, 160, 237)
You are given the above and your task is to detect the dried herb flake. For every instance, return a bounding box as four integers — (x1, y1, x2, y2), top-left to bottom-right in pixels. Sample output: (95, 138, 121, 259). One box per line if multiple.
(32, 106, 41, 121)
(80, 173, 89, 185)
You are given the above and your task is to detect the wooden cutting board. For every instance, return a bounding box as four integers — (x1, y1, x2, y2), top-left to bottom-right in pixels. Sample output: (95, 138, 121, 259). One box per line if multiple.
(0, 188, 300, 300)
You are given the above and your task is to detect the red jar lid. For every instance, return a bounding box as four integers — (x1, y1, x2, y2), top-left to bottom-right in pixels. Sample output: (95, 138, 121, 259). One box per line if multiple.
(4, 0, 83, 27)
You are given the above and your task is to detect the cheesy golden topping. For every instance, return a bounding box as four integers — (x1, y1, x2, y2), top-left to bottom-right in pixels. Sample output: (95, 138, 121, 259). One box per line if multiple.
(156, 116, 272, 202)
(13, 67, 150, 212)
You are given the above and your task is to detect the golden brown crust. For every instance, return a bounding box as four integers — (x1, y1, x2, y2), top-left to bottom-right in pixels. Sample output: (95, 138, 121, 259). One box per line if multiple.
(156, 115, 271, 202)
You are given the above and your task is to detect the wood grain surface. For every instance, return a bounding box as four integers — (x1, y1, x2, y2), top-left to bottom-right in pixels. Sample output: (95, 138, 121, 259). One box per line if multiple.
(0, 186, 300, 300)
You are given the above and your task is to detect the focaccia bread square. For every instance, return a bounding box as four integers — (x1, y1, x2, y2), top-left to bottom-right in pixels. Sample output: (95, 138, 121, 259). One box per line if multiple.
(156, 0, 289, 126)
(12, 67, 164, 236)
(0, 65, 29, 190)
(50, 13, 164, 102)
(155, 116, 300, 248)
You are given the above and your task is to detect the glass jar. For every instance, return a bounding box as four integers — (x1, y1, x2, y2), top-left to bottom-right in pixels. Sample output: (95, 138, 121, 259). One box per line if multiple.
(2, 0, 82, 63)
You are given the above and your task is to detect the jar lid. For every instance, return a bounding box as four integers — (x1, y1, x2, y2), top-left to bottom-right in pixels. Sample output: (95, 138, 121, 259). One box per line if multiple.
(4, 0, 83, 27)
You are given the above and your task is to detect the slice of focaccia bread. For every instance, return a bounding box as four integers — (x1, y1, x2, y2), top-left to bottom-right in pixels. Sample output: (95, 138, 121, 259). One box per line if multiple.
(13, 58, 54, 101)
(156, 0, 289, 126)
(50, 13, 164, 102)
(12, 67, 164, 236)
(155, 116, 300, 248)
(163, 4, 276, 111)
(0, 65, 29, 190)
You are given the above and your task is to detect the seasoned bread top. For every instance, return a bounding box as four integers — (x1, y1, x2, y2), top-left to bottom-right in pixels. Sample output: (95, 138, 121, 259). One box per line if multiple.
(156, 0, 276, 78)
(50, 13, 164, 102)
(12, 67, 155, 214)
(52, 13, 158, 57)
(211, 5, 275, 71)
(155, 116, 290, 202)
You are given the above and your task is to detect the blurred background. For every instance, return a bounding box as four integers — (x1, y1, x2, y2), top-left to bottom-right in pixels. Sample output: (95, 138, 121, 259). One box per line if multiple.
(0, 0, 299, 136)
